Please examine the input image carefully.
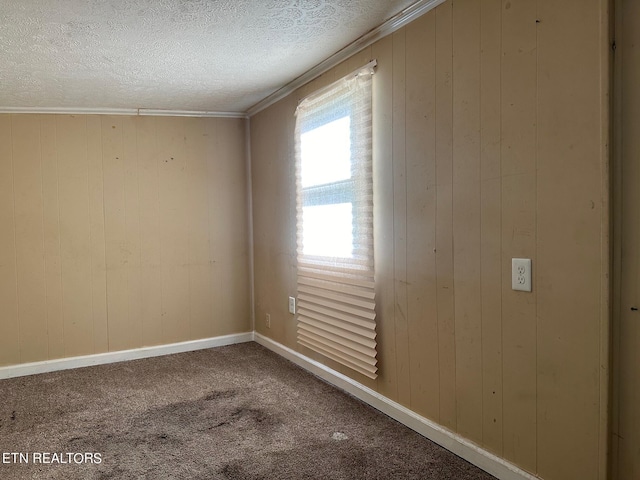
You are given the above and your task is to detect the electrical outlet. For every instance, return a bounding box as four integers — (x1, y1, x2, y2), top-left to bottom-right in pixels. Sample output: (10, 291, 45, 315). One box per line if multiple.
(512, 258, 532, 292)
(265, 313, 271, 329)
(288, 296, 296, 315)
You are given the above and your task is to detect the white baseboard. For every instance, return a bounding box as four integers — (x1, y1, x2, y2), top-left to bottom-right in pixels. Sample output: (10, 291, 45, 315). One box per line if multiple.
(0, 332, 254, 380)
(254, 333, 540, 480)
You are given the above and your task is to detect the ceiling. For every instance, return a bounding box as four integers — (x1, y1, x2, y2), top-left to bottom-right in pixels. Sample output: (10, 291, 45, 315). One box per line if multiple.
(0, 0, 418, 114)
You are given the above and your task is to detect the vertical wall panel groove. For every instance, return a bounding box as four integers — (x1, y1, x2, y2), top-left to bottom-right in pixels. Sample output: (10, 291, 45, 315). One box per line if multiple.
(102, 116, 129, 352)
(611, 1, 624, 477)
(84, 116, 95, 353)
(500, 0, 538, 472)
(123, 117, 143, 349)
(452, 0, 483, 444)
(406, 11, 440, 421)
(480, 0, 503, 456)
(392, 28, 412, 408)
(99, 118, 110, 352)
(610, 0, 622, 474)
(137, 116, 164, 347)
(38, 117, 50, 361)
(434, 1, 457, 432)
(206, 118, 223, 342)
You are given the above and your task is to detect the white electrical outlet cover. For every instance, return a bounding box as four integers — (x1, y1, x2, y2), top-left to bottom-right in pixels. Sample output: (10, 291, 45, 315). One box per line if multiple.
(512, 258, 532, 292)
(288, 296, 296, 315)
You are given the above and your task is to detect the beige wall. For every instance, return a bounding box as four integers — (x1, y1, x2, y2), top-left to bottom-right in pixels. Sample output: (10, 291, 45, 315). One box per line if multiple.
(250, 1, 610, 480)
(0, 114, 250, 367)
(612, 0, 639, 478)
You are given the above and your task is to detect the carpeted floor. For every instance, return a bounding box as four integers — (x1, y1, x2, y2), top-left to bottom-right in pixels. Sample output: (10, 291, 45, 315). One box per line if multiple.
(0, 342, 496, 479)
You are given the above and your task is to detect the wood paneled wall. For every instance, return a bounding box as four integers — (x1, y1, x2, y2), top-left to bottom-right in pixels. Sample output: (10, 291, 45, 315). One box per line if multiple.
(250, 1, 610, 479)
(612, 0, 640, 478)
(0, 114, 250, 366)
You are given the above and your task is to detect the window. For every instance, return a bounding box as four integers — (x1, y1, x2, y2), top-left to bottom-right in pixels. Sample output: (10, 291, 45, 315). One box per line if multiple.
(294, 61, 377, 379)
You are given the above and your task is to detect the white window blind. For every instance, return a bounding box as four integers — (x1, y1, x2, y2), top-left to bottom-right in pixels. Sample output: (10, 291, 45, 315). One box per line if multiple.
(294, 61, 377, 379)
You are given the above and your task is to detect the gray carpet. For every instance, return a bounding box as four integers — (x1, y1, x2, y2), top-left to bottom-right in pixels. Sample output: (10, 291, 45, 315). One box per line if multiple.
(0, 342, 496, 479)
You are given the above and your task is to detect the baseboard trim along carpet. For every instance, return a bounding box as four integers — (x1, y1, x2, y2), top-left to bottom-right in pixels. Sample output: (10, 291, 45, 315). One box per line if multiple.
(254, 333, 540, 480)
(0, 332, 254, 380)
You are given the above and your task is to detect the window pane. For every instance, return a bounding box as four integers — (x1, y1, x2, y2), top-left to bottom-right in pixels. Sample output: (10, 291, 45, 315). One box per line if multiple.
(302, 203, 353, 258)
(301, 116, 351, 188)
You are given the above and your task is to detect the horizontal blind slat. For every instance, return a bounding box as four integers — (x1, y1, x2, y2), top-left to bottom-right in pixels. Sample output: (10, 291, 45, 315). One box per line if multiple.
(297, 285, 375, 310)
(298, 268, 375, 289)
(298, 326, 376, 362)
(298, 276, 375, 300)
(297, 334, 376, 370)
(298, 293, 375, 321)
(297, 311, 376, 340)
(298, 332, 377, 369)
(297, 307, 376, 333)
(298, 318, 377, 351)
(298, 335, 377, 379)
(298, 261, 374, 276)
(298, 257, 375, 271)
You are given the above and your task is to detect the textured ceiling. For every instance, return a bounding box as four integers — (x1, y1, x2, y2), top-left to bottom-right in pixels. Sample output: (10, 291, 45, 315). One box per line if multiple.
(0, 0, 416, 113)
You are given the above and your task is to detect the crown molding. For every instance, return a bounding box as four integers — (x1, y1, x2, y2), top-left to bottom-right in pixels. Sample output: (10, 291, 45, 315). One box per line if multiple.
(138, 109, 247, 118)
(247, 0, 447, 117)
(0, 107, 138, 115)
(0, 107, 248, 118)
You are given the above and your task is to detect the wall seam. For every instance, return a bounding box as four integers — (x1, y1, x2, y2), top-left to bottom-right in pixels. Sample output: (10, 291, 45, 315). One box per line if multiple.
(246, 118, 256, 332)
(450, 0, 457, 433)
(498, 0, 504, 456)
(38, 116, 50, 360)
(390, 33, 399, 402)
(606, 0, 618, 478)
(403, 27, 411, 409)
(611, 0, 623, 477)
(9, 116, 22, 362)
(184, 118, 193, 341)
(85, 117, 96, 353)
(54, 118, 65, 356)
(99, 117, 110, 352)
(534, 0, 540, 474)
(478, 0, 485, 446)
(134, 118, 143, 346)
(499, 0, 505, 458)
(121, 119, 131, 347)
(154, 118, 164, 343)
(433, 11, 441, 423)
